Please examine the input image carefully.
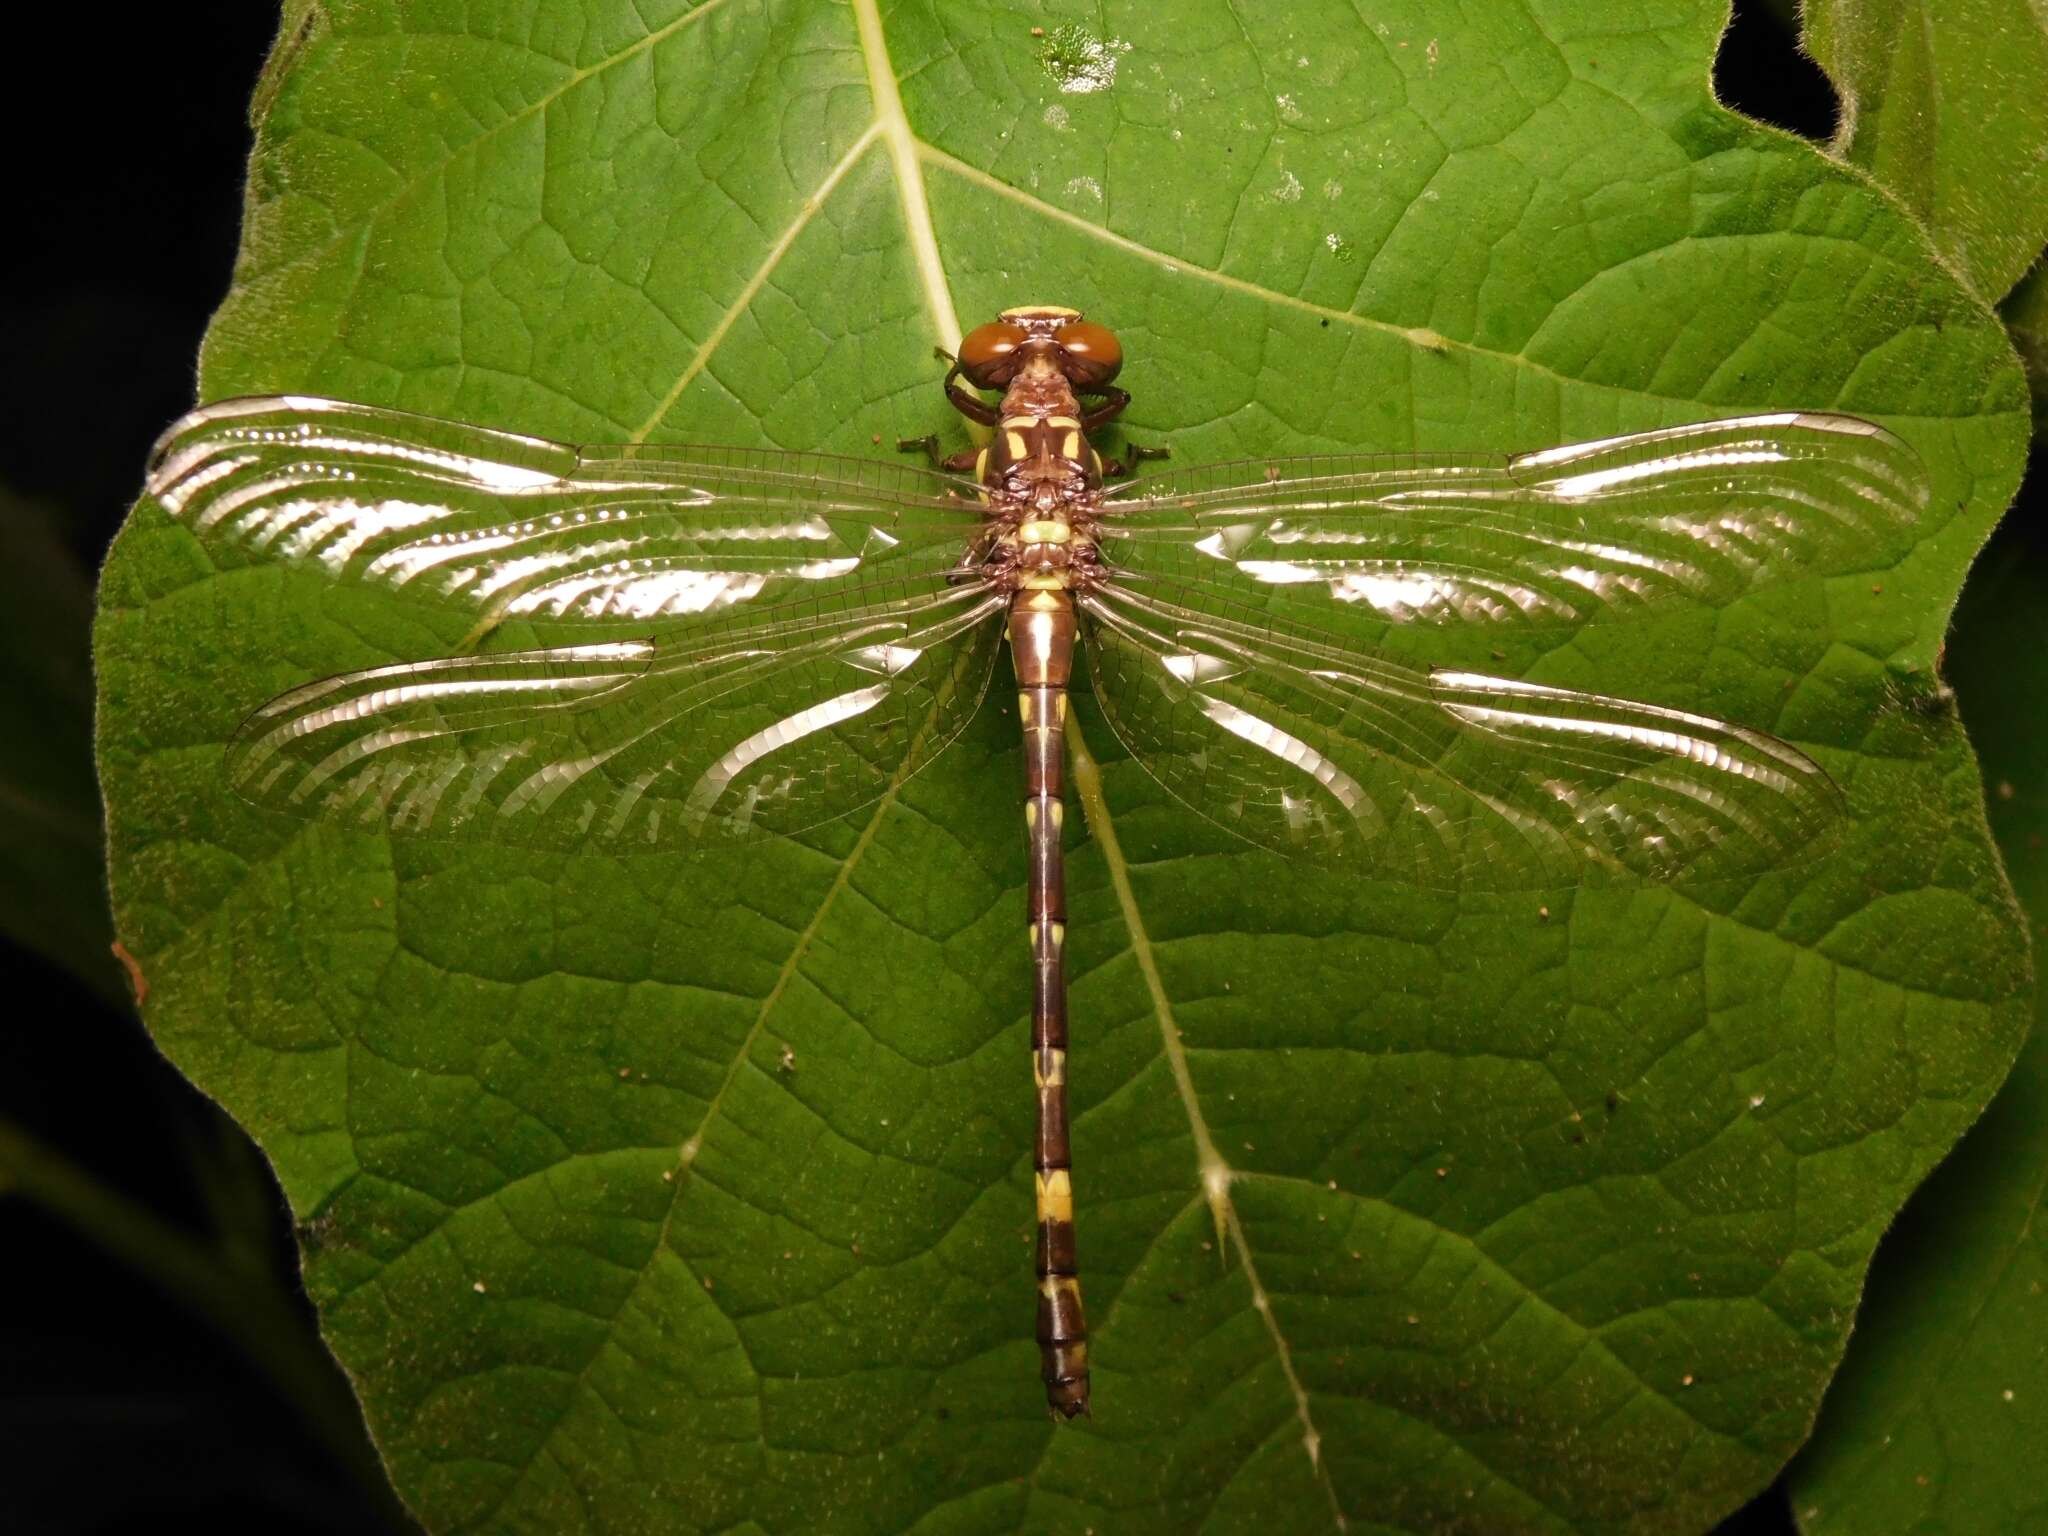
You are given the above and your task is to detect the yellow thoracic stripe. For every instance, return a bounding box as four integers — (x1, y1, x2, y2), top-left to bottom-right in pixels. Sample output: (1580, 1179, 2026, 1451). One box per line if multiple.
(1018, 518, 1072, 544)
(999, 413, 1082, 430)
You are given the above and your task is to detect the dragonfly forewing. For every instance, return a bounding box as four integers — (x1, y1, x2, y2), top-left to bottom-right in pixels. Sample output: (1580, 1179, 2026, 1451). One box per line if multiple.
(148, 395, 986, 625)
(1100, 413, 1928, 631)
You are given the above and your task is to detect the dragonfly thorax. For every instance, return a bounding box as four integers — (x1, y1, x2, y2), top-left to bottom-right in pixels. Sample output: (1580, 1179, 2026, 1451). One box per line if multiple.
(947, 308, 1122, 592)
(984, 407, 1101, 510)
(979, 390, 1105, 590)
(979, 336, 1102, 490)
(1001, 510, 1099, 591)
(941, 303, 1126, 536)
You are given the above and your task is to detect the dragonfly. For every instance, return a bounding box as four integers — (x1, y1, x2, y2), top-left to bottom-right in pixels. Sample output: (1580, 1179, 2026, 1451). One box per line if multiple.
(146, 305, 1929, 1419)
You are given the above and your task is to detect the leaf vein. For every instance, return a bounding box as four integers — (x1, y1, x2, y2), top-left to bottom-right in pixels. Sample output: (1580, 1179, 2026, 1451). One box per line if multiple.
(1066, 714, 1347, 1530)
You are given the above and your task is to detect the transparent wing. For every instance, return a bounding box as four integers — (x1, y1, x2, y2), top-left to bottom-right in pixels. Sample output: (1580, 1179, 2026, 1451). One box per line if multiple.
(1100, 414, 1929, 627)
(227, 580, 1008, 852)
(147, 395, 987, 624)
(1079, 583, 1840, 888)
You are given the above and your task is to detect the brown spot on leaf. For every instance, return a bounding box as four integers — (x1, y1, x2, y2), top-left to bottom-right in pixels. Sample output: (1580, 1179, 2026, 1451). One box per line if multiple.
(111, 941, 148, 1007)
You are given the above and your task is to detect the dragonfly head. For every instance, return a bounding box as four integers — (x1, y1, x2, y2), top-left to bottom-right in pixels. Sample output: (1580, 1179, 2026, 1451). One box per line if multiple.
(957, 306, 1123, 392)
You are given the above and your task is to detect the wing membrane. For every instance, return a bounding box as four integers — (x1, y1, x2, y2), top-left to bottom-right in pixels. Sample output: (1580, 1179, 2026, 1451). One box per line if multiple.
(1080, 583, 1840, 888)
(1101, 414, 1928, 628)
(229, 580, 1008, 852)
(147, 395, 986, 624)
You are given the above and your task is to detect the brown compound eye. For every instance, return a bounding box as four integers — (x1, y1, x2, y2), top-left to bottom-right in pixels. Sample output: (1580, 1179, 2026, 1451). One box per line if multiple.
(957, 322, 1028, 388)
(1057, 321, 1122, 386)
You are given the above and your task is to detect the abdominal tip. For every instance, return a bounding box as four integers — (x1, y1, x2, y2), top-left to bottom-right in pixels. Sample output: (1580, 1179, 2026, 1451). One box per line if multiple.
(1047, 1384, 1091, 1421)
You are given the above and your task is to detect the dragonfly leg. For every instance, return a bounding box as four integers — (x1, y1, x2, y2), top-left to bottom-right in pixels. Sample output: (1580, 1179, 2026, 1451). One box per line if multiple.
(902, 360, 999, 469)
(943, 365, 1000, 427)
(1077, 385, 1131, 433)
(1079, 388, 1167, 477)
(1100, 442, 1171, 479)
(896, 433, 980, 473)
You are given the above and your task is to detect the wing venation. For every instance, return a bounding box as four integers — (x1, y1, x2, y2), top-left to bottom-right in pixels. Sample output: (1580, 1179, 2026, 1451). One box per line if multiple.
(1079, 583, 1841, 888)
(226, 581, 1008, 852)
(1101, 413, 1929, 630)
(148, 395, 985, 624)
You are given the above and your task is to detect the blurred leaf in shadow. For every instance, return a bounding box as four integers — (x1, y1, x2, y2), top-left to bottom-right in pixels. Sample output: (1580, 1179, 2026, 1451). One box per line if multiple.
(0, 486, 118, 1002)
(2004, 262, 2048, 429)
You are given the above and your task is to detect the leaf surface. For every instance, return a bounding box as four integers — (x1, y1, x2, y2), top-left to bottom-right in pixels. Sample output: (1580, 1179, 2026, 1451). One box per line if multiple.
(1778, 4, 2048, 1525)
(1788, 533, 2048, 1536)
(1802, 0, 2048, 301)
(95, 2, 2031, 1530)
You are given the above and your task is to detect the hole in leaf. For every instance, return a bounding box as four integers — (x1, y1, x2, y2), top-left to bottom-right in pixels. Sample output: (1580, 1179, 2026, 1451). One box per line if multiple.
(1713, 0, 1840, 142)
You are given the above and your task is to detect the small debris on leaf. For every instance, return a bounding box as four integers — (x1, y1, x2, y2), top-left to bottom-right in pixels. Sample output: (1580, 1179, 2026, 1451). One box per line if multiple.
(111, 941, 149, 1007)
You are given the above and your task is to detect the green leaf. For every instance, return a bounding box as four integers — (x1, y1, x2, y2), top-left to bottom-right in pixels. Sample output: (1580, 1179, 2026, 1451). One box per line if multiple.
(94, 2, 2031, 1529)
(1801, 0, 2048, 301)
(1788, 534, 2048, 1534)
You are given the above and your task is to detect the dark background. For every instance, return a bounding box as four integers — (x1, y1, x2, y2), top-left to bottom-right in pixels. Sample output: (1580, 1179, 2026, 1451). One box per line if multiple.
(0, 5, 2028, 1533)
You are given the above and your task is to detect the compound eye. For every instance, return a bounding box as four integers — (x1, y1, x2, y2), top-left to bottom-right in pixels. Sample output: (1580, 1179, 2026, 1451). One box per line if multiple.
(957, 322, 1027, 387)
(1058, 321, 1123, 386)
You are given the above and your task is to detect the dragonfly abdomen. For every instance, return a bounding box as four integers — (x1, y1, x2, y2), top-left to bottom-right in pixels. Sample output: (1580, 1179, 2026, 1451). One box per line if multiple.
(1010, 586, 1088, 1419)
